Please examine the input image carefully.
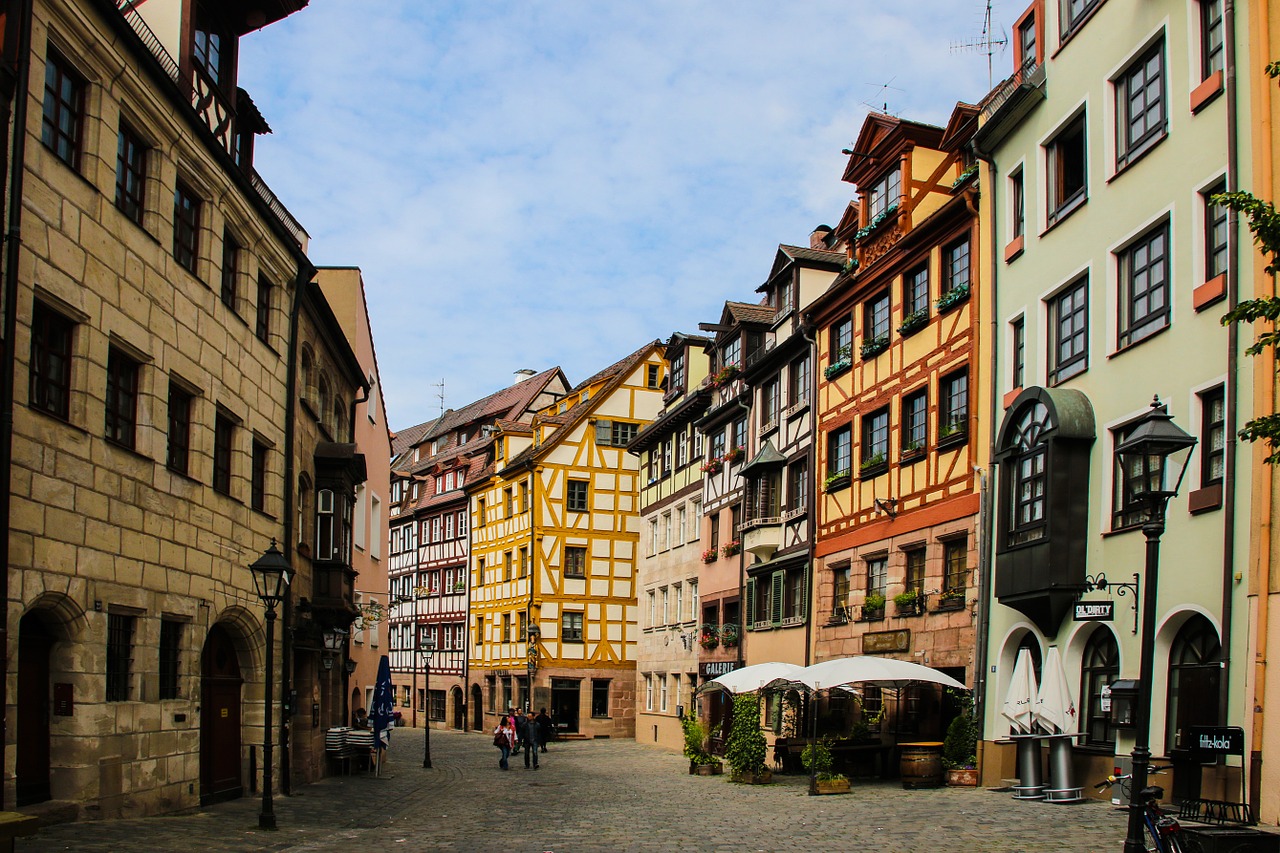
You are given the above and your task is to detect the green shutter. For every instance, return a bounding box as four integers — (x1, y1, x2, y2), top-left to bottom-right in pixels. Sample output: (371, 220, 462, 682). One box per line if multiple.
(745, 578, 756, 631)
(770, 571, 784, 626)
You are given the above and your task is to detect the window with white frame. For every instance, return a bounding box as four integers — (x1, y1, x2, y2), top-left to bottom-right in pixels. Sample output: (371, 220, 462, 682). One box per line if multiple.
(1115, 40, 1166, 168)
(1117, 220, 1170, 348)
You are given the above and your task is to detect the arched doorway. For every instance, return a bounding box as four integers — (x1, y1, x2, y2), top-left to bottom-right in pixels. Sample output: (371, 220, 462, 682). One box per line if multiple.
(1166, 614, 1222, 802)
(351, 688, 361, 727)
(16, 611, 55, 806)
(471, 684, 483, 730)
(451, 686, 464, 730)
(200, 625, 244, 805)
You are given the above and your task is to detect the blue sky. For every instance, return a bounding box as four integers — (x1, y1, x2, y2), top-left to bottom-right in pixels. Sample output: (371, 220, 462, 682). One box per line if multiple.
(238, 2, 1009, 429)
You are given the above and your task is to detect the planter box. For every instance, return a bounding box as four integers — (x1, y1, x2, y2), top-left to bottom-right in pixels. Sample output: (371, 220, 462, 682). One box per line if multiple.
(693, 762, 724, 776)
(811, 777, 852, 795)
(946, 767, 979, 787)
(730, 769, 773, 785)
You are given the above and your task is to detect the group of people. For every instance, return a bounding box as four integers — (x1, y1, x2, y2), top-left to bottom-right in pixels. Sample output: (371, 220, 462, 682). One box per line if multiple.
(493, 708, 552, 770)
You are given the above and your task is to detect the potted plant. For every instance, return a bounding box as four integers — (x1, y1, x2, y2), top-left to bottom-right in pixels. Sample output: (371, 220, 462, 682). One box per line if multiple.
(939, 417, 967, 441)
(900, 439, 925, 460)
(720, 623, 740, 648)
(942, 691, 979, 786)
(710, 363, 741, 388)
(824, 345, 853, 379)
(723, 446, 745, 464)
(898, 307, 929, 336)
(860, 334, 890, 359)
(701, 458, 723, 475)
(725, 693, 772, 784)
(699, 625, 719, 650)
(823, 469, 851, 491)
(682, 715, 723, 775)
(861, 592, 886, 620)
(936, 281, 971, 313)
(721, 539, 741, 558)
(894, 589, 923, 615)
(937, 589, 966, 611)
(701, 547, 718, 564)
(859, 452, 886, 474)
(802, 739, 850, 795)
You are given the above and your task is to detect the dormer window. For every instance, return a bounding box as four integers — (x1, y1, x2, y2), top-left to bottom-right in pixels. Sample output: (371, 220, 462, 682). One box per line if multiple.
(193, 2, 233, 90)
(722, 336, 741, 369)
(670, 352, 685, 391)
(866, 166, 902, 219)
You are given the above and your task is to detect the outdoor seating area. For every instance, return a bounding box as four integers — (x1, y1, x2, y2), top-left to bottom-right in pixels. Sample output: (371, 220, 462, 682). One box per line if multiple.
(325, 727, 376, 775)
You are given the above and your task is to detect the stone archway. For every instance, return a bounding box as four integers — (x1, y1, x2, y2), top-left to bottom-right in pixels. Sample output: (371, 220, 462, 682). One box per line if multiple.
(451, 686, 464, 730)
(16, 611, 56, 806)
(471, 684, 483, 730)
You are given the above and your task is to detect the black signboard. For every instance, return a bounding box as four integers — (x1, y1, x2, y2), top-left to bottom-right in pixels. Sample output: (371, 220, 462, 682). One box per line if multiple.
(699, 661, 740, 678)
(1190, 726, 1244, 757)
(1073, 601, 1114, 621)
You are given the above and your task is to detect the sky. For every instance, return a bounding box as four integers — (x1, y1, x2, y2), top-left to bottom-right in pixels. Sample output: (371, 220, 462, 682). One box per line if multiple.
(237, 1, 1009, 430)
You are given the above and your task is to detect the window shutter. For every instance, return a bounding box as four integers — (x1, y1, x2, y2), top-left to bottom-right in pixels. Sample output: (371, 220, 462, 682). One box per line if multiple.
(770, 572, 784, 626)
(745, 578, 756, 630)
(801, 563, 810, 619)
(595, 420, 612, 445)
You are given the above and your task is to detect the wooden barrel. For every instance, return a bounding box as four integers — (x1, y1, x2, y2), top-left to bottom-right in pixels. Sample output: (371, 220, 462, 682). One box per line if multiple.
(900, 743, 943, 789)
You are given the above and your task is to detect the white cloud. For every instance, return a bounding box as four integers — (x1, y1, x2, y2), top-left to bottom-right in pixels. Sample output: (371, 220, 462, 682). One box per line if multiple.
(240, 0, 1007, 427)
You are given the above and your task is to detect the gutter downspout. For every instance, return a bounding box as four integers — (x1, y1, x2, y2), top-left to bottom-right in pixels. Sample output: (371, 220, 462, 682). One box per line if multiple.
(735, 394, 750, 673)
(969, 137, 1000, 763)
(527, 461, 537, 716)
(801, 318, 818, 669)
(1244, 0, 1274, 822)
(0, 0, 34, 812)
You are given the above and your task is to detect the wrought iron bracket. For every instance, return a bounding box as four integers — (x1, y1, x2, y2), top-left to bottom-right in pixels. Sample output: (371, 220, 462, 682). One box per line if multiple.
(1080, 572, 1140, 635)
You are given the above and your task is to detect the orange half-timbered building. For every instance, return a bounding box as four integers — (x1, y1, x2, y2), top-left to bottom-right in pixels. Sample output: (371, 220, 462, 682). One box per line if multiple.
(810, 105, 987, 740)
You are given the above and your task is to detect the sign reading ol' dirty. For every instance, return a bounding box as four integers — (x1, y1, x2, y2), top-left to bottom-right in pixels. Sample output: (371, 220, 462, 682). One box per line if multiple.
(862, 630, 910, 654)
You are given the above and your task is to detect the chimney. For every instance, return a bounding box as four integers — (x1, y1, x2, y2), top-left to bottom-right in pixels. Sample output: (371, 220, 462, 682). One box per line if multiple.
(810, 224, 834, 250)
(513, 368, 537, 385)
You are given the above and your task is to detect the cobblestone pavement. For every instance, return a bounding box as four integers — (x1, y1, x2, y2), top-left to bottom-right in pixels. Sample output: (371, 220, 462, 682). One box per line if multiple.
(18, 728, 1136, 852)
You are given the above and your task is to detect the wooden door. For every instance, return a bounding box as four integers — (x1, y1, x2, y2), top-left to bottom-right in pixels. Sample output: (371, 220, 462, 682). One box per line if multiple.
(16, 613, 53, 806)
(200, 625, 243, 805)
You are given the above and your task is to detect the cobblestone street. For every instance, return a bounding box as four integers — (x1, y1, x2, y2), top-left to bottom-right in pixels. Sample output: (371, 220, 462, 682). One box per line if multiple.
(16, 728, 1133, 852)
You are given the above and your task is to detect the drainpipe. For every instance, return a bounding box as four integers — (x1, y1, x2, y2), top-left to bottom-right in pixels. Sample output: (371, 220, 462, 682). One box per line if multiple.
(735, 395, 751, 673)
(527, 461, 537, 716)
(801, 317, 818, 669)
(968, 137, 1000, 756)
(0, 0, 34, 812)
(1241, 0, 1273, 822)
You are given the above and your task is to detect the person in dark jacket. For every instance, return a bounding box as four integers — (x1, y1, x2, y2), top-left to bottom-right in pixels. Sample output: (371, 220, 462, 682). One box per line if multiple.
(536, 708, 553, 752)
(512, 710, 525, 755)
(522, 710, 540, 769)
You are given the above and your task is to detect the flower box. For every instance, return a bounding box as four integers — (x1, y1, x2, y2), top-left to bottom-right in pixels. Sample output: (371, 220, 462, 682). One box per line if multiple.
(823, 470, 851, 492)
(936, 283, 970, 313)
(812, 777, 852, 795)
(859, 453, 887, 476)
(701, 548, 718, 564)
(860, 335, 889, 359)
(721, 541, 742, 558)
(854, 203, 898, 243)
(824, 358, 852, 380)
(897, 308, 929, 336)
(701, 459, 723, 475)
(723, 447, 744, 464)
(947, 767, 979, 787)
(710, 363, 741, 388)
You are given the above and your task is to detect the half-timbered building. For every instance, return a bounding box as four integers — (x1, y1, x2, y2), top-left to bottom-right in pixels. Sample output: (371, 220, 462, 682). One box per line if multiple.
(810, 105, 984, 742)
(469, 342, 665, 738)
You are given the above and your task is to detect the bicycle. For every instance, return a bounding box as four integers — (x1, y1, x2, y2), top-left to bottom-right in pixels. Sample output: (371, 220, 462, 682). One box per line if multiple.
(1095, 766, 1190, 852)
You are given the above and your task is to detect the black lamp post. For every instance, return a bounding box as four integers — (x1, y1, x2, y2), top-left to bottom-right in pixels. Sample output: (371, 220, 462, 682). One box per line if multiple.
(420, 634, 436, 768)
(249, 540, 292, 831)
(1114, 397, 1196, 853)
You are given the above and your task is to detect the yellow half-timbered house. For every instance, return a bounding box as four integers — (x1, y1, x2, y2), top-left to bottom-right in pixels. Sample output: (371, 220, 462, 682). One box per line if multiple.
(468, 341, 665, 737)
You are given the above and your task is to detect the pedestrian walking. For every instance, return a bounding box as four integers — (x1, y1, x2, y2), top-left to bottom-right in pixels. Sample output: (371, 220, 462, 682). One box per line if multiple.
(536, 708, 552, 752)
(522, 710, 540, 769)
(493, 717, 515, 770)
(511, 709, 524, 755)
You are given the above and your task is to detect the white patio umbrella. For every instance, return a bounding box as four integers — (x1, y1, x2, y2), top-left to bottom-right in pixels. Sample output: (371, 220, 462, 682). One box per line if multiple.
(1002, 647, 1038, 734)
(1033, 646, 1078, 734)
(696, 661, 807, 695)
(764, 656, 967, 692)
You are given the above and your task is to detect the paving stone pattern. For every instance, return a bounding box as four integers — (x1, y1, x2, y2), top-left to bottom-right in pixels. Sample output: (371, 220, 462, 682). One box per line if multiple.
(19, 729, 1129, 852)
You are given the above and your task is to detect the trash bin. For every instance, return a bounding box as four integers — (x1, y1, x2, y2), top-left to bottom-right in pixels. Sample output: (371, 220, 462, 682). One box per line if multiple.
(1180, 826, 1280, 853)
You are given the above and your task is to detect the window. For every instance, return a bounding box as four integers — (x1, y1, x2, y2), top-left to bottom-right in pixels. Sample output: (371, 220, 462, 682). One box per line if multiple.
(830, 317, 852, 365)
(1010, 169, 1025, 240)
(1201, 387, 1225, 487)
(1200, 0, 1224, 78)
(1048, 277, 1089, 384)
(1047, 114, 1087, 224)
(943, 538, 967, 592)
(761, 378, 780, 429)
(647, 364, 661, 388)
(567, 479, 588, 513)
(644, 674, 653, 711)
(1204, 181, 1228, 282)
(1112, 423, 1154, 530)
(192, 2, 231, 87)
(1018, 15, 1037, 67)
(939, 371, 969, 442)
(30, 302, 74, 419)
(648, 517, 658, 556)
(789, 355, 810, 407)
(595, 420, 638, 447)
(213, 412, 234, 495)
(159, 619, 183, 700)
(503, 487, 513, 517)
(904, 264, 929, 319)
(592, 679, 610, 717)
(477, 497, 486, 527)
(105, 347, 140, 449)
(1061, 0, 1101, 40)
(565, 546, 586, 578)
(832, 565, 851, 616)
(661, 587, 669, 625)
(42, 50, 84, 169)
(732, 418, 747, 452)
(502, 613, 511, 642)
(690, 581, 698, 619)
(942, 240, 970, 295)
(519, 546, 528, 578)
(1008, 402, 1051, 545)
(251, 440, 268, 512)
(783, 566, 806, 622)
(174, 181, 201, 273)
(722, 336, 741, 369)
(1011, 318, 1026, 389)
(220, 231, 240, 312)
(115, 123, 147, 224)
(1118, 221, 1170, 348)
(561, 611, 583, 643)
(902, 389, 927, 455)
(867, 166, 901, 218)
(865, 555, 887, 598)
(647, 590, 656, 627)
(1116, 42, 1166, 168)
(904, 548, 925, 596)
(255, 276, 273, 343)
(710, 514, 720, 551)
(786, 461, 807, 512)
(670, 352, 684, 391)
(475, 616, 484, 647)
(861, 408, 889, 470)
(661, 512, 672, 551)
(828, 425, 852, 478)
(864, 292, 890, 348)
(1080, 630, 1120, 748)
(106, 613, 136, 702)
(166, 382, 193, 474)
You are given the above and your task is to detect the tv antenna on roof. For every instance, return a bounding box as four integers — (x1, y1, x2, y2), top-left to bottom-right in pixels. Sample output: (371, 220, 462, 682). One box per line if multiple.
(951, 0, 1008, 89)
(433, 379, 446, 417)
(860, 77, 905, 116)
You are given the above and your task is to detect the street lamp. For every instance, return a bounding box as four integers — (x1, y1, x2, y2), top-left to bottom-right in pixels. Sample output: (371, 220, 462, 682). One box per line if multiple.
(420, 634, 436, 768)
(249, 540, 291, 831)
(321, 627, 346, 671)
(1114, 397, 1196, 853)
